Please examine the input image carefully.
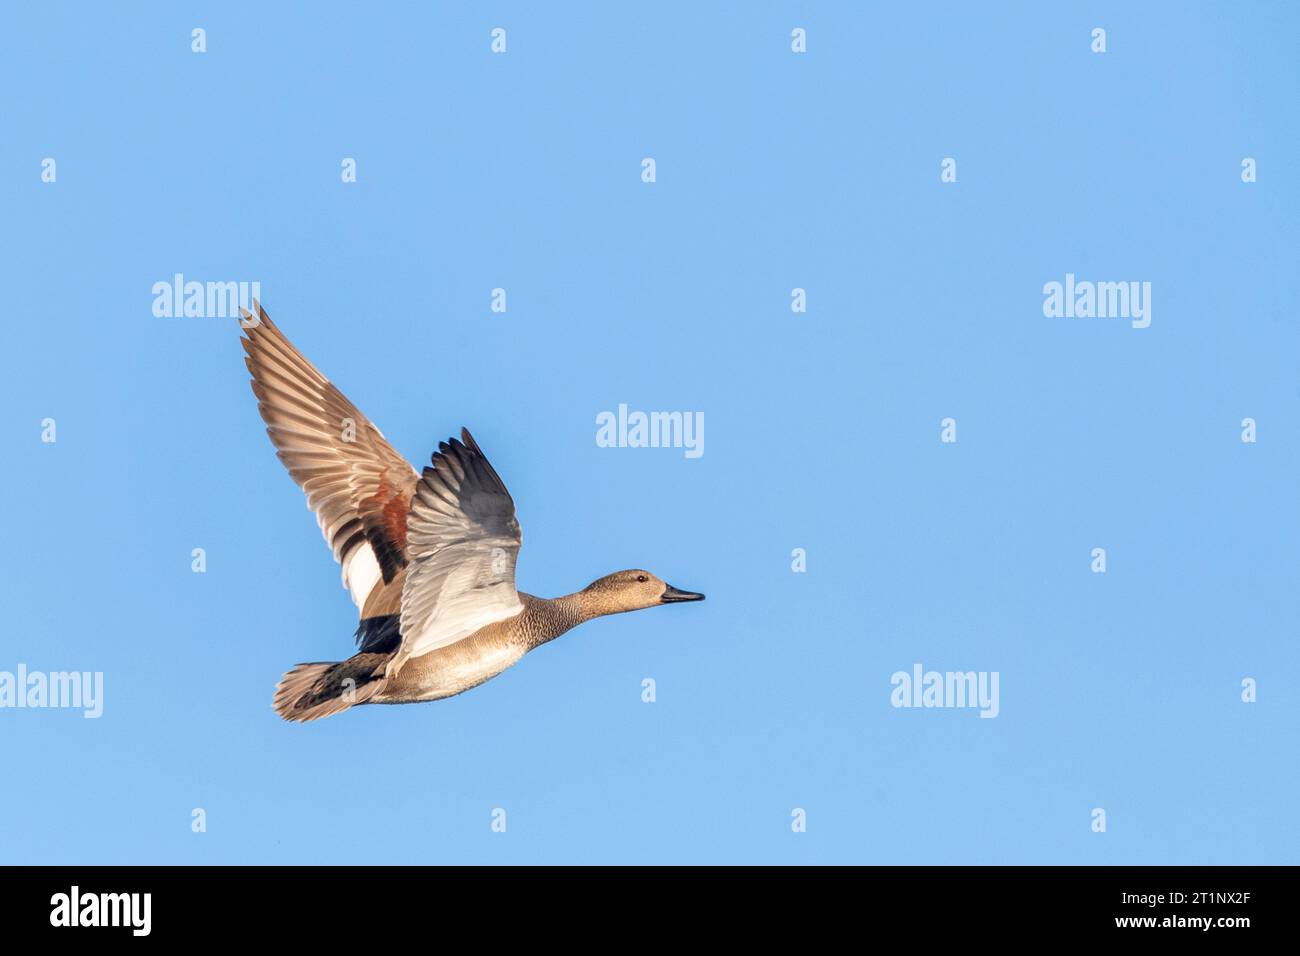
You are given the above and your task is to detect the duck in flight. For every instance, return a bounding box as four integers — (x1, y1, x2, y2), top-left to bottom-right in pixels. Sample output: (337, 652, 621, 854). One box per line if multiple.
(238, 303, 704, 722)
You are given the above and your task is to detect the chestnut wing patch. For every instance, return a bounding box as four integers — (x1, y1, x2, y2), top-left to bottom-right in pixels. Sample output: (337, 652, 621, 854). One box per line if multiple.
(360, 468, 413, 584)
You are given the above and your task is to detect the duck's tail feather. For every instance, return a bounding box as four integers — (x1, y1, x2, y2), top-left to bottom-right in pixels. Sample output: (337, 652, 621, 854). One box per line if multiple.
(273, 653, 389, 722)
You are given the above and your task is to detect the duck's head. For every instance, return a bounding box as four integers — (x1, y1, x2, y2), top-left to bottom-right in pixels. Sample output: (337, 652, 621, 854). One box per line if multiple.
(582, 569, 705, 614)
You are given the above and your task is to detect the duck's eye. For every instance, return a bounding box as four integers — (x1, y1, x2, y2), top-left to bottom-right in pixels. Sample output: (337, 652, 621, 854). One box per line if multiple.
(636, 574, 647, 583)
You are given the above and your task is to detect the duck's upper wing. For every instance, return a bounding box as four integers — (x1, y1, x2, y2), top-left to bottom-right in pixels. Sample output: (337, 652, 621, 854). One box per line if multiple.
(240, 302, 419, 611)
(390, 429, 523, 677)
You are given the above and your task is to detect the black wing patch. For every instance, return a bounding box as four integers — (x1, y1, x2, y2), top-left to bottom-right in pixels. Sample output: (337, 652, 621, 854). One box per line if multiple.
(354, 614, 402, 654)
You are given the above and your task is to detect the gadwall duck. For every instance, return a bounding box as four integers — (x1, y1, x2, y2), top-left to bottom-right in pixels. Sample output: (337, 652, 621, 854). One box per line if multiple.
(237, 303, 704, 722)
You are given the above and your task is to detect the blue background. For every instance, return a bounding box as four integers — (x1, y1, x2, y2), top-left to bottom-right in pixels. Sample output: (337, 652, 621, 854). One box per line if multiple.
(2, 2, 1296, 864)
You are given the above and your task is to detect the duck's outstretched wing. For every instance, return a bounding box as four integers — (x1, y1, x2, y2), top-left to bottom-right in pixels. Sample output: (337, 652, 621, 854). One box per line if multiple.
(239, 301, 419, 611)
(390, 429, 523, 677)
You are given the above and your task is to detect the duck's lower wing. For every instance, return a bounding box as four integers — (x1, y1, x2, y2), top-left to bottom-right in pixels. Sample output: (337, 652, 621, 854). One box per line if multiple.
(389, 430, 524, 677)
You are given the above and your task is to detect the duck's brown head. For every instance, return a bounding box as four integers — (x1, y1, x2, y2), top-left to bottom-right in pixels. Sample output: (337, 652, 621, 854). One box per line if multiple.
(582, 569, 705, 615)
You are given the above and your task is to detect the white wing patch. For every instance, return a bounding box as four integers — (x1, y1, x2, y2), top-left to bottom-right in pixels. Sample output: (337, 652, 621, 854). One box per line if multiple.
(342, 545, 382, 608)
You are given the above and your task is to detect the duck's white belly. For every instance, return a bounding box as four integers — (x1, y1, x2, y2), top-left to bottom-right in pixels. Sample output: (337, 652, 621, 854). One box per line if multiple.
(374, 639, 527, 704)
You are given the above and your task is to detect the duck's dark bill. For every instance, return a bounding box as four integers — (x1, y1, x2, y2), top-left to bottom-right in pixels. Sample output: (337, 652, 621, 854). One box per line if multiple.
(661, 585, 705, 603)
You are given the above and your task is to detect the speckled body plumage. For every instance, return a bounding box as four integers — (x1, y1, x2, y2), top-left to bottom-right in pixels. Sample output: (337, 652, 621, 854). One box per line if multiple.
(374, 593, 585, 703)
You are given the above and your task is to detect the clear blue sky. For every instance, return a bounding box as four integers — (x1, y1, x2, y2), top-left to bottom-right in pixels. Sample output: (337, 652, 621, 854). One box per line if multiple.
(2, 3, 1296, 865)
